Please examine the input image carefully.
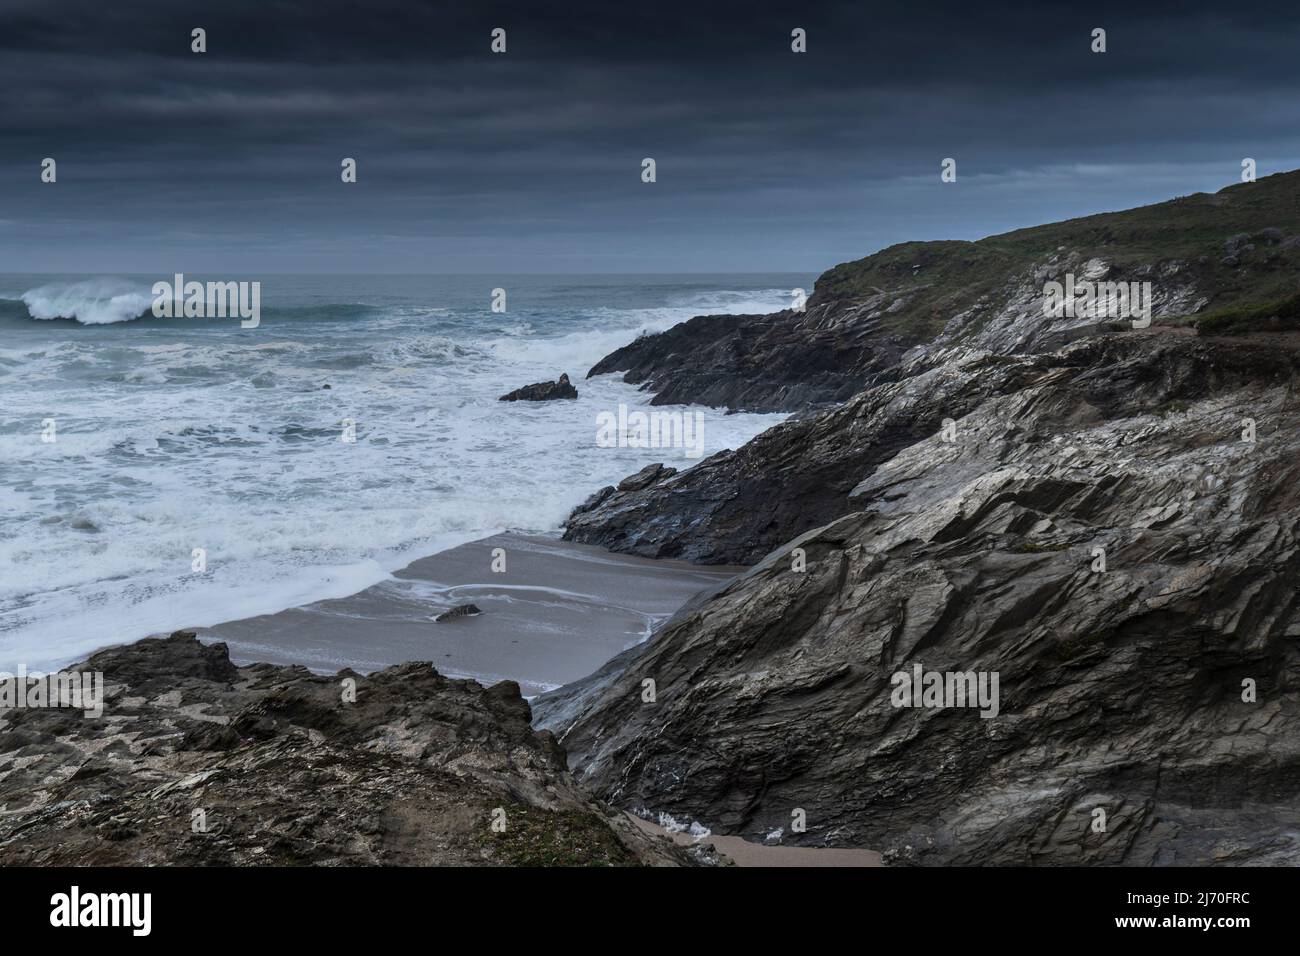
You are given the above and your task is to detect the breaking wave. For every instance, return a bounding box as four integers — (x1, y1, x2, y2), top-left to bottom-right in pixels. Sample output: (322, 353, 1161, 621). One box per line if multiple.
(19, 279, 154, 325)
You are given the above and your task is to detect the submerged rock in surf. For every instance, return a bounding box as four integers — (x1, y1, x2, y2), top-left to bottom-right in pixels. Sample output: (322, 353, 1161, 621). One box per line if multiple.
(499, 373, 578, 401)
(435, 603, 482, 622)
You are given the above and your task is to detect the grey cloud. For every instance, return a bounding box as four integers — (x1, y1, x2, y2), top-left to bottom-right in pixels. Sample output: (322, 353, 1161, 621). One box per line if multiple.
(2, 0, 1299, 272)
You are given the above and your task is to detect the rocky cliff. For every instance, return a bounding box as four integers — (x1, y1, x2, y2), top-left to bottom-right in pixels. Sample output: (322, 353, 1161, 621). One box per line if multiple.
(586, 171, 1300, 413)
(0, 632, 697, 866)
(544, 173, 1300, 865)
(544, 332, 1300, 864)
(566, 172, 1300, 564)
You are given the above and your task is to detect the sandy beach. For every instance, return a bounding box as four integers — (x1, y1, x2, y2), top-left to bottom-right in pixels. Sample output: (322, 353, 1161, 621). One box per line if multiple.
(195, 533, 890, 865)
(196, 532, 741, 697)
(629, 815, 883, 867)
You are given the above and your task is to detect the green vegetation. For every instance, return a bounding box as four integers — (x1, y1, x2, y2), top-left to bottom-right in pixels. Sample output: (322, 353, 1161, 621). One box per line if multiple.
(988, 174, 1300, 265)
(1007, 540, 1069, 554)
(480, 805, 641, 867)
(815, 240, 1021, 339)
(811, 171, 1300, 342)
(1193, 290, 1300, 336)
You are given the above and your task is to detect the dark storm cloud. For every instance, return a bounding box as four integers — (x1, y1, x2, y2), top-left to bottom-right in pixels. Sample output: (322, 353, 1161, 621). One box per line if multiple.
(2, 0, 1300, 272)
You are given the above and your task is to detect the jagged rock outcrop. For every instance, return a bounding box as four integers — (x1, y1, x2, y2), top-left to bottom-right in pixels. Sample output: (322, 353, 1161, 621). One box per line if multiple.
(586, 172, 1300, 412)
(499, 373, 578, 402)
(540, 331, 1300, 865)
(0, 632, 699, 866)
(588, 309, 911, 412)
(567, 346, 1044, 563)
(565, 329, 1300, 566)
(618, 462, 677, 492)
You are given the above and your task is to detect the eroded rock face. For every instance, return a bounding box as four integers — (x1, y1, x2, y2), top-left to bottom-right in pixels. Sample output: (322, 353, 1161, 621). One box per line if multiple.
(587, 309, 911, 412)
(0, 632, 696, 866)
(568, 332, 1298, 565)
(540, 332, 1300, 865)
(567, 347, 1043, 563)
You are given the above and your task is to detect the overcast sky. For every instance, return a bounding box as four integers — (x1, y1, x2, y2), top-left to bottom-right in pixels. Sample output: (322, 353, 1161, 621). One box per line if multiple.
(2, 0, 1299, 274)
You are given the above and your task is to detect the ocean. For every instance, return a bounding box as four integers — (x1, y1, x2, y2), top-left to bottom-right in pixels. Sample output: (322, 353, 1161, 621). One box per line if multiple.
(0, 273, 807, 672)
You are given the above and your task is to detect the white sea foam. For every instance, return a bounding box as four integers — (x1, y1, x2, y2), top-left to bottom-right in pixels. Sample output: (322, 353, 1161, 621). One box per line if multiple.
(0, 278, 797, 672)
(20, 279, 154, 325)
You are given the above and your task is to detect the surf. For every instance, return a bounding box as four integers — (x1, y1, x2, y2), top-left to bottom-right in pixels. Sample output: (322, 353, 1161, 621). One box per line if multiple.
(19, 278, 154, 325)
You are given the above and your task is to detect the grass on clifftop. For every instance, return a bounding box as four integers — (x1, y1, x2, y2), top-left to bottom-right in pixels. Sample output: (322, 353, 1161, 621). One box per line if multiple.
(479, 805, 642, 866)
(1194, 290, 1300, 335)
(812, 171, 1300, 341)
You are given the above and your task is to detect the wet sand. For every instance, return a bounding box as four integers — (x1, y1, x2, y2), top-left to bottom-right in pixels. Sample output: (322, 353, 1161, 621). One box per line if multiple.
(630, 815, 883, 867)
(197, 533, 740, 697)
(196, 534, 882, 865)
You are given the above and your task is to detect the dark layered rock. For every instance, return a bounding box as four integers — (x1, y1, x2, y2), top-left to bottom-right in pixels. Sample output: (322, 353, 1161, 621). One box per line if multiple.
(499, 373, 578, 402)
(539, 331, 1300, 865)
(587, 309, 910, 412)
(567, 348, 1040, 563)
(617, 463, 676, 492)
(0, 632, 699, 866)
(560, 178, 1300, 864)
(569, 329, 1300, 565)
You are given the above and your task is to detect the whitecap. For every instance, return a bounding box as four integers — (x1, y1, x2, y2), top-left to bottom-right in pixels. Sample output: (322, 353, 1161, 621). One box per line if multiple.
(21, 278, 155, 325)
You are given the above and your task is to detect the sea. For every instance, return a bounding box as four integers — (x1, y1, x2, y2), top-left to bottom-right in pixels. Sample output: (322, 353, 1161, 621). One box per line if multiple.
(0, 273, 807, 672)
